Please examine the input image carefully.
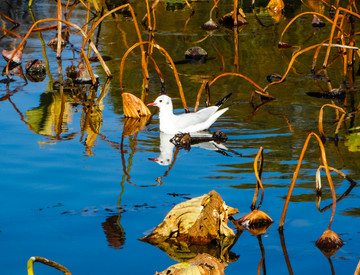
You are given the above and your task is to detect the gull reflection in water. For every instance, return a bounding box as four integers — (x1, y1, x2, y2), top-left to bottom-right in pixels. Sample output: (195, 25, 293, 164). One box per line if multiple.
(149, 132, 229, 166)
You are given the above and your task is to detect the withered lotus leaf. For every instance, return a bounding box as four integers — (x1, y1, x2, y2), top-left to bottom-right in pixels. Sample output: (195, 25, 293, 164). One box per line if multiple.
(140, 190, 238, 246)
(155, 253, 225, 275)
(122, 92, 151, 118)
(123, 116, 150, 136)
(266, 0, 285, 13)
(2, 48, 23, 65)
(47, 32, 69, 52)
(237, 209, 273, 235)
(219, 8, 248, 27)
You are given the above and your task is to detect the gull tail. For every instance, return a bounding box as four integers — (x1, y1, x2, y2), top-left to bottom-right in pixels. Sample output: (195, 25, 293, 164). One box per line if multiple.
(215, 93, 232, 107)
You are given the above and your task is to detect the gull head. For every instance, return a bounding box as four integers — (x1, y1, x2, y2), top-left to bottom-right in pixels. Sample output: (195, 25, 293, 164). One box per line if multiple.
(148, 95, 172, 111)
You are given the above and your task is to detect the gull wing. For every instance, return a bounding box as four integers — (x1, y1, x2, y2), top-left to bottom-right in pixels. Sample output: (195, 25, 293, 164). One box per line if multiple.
(172, 106, 219, 130)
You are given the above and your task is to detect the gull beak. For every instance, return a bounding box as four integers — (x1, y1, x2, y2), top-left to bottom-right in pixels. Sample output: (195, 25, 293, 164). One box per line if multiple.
(147, 102, 157, 106)
(148, 157, 158, 162)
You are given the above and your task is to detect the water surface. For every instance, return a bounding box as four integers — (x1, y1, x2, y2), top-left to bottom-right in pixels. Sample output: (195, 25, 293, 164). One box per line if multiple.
(0, 0, 359, 274)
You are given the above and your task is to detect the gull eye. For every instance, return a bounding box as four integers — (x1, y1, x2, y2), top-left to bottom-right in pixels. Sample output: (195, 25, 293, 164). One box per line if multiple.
(159, 99, 163, 103)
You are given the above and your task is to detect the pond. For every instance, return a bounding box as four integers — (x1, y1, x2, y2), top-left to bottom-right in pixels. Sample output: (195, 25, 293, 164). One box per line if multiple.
(0, 0, 360, 274)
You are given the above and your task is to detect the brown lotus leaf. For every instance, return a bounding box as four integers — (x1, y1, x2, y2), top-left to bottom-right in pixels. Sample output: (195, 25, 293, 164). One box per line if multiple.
(266, 0, 284, 13)
(47, 31, 69, 52)
(2, 64, 24, 78)
(303, 0, 327, 14)
(236, 209, 273, 235)
(74, 63, 99, 84)
(354, 259, 360, 275)
(140, 190, 238, 246)
(123, 116, 150, 136)
(2, 48, 23, 65)
(144, 235, 239, 263)
(315, 229, 343, 257)
(219, 8, 248, 27)
(155, 253, 225, 275)
(267, 8, 284, 22)
(25, 59, 46, 73)
(122, 92, 151, 118)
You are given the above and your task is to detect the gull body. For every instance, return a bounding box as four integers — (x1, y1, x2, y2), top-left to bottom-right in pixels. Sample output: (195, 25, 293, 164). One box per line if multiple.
(148, 94, 230, 134)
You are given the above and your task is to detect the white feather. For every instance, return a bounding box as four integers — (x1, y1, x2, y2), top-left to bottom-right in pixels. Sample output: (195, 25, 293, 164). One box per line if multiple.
(149, 95, 229, 134)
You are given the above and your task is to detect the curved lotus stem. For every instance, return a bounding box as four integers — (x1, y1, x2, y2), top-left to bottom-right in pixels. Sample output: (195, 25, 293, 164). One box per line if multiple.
(5, 18, 110, 79)
(316, 165, 357, 213)
(81, 4, 143, 53)
(264, 43, 335, 92)
(279, 12, 339, 44)
(208, 72, 274, 99)
(27, 256, 71, 275)
(251, 147, 264, 210)
(120, 41, 188, 111)
(0, 27, 23, 39)
(279, 132, 337, 231)
(318, 104, 346, 140)
(323, 7, 360, 68)
(323, 9, 340, 68)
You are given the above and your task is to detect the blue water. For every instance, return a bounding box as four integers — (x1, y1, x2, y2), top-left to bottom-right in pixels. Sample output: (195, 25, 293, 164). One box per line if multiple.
(1, 0, 360, 274)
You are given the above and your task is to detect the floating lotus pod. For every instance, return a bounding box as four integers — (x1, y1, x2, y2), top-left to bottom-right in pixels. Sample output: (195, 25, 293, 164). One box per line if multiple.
(202, 18, 219, 30)
(315, 229, 344, 257)
(185, 47, 208, 61)
(236, 209, 273, 235)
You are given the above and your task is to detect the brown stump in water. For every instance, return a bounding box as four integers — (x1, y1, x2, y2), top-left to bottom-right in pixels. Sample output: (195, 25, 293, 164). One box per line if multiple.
(170, 131, 227, 150)
(236, 209, 273, 235)
(25, 59, 46, 82)
(202, 18, 219, 30)
(315, 229, 344, 257)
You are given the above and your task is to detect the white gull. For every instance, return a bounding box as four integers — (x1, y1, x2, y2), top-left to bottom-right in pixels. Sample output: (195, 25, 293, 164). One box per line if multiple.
(148, 94, 231, 134)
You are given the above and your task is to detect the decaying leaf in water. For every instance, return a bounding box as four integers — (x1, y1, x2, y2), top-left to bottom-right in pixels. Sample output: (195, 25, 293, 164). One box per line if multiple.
(2, 48, 23, 65)
(2, 64, 24, 78)
(315, 229, 343, 257)
(267, 8, 284, 22)
(122, 92, 151, 118)
(140, 190, 238, 246)
(219, 8, 248, 27)
(156, 253, 225, 275)
(185, 47, 208, 61)
(312, 15, 325, 28)
(25, 60, 46, 82)
(143, 234, 239, 263)
(303, 0, 327, 14)
(266, 0, 284, 13)
(236, 209, 273, 236)
(47, 31, 69, 52)
(123, 116, 150, 136)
